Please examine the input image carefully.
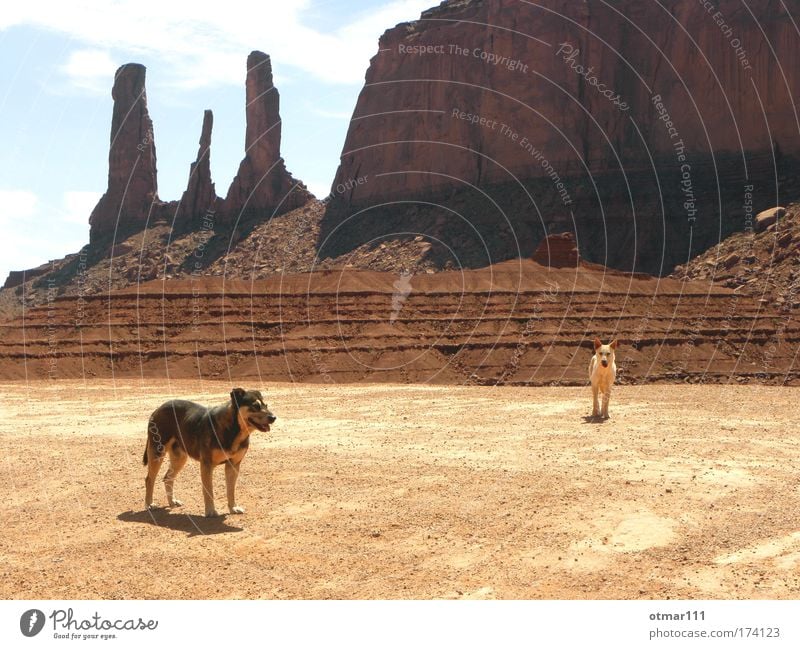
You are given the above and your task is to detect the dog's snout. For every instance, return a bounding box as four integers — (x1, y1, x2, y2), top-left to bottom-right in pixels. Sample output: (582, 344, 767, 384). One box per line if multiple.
(601, 359, 608, 367)
(267, 414, 277, 424)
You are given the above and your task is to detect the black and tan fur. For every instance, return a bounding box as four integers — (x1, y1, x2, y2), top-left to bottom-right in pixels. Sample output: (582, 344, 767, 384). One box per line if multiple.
(143, 388, 276, 517)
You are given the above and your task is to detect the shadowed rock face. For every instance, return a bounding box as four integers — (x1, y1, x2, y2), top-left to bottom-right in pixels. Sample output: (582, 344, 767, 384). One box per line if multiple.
(321, 0, 800, 274)
(89, 63, 159, 244)
(222, 51, 312, 226)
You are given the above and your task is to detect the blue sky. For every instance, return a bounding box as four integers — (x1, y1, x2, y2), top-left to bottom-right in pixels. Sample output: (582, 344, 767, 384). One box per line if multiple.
(0, 0, 434, 281)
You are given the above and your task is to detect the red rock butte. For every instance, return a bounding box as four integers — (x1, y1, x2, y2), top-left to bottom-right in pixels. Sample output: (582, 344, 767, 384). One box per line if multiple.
(320, 0, 800, 275)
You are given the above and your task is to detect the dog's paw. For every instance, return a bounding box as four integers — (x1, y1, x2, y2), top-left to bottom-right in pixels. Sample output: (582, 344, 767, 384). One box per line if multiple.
(204, 509, 222, 518)
(229, 505, 245, 515)
(146, 503, 159, 511)
(168, 499, 184, 507)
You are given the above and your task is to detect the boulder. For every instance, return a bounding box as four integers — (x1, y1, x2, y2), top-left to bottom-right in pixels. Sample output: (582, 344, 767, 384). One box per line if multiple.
(722, 252, 740, 268)
(532, 232, 579, 268)
(755, 207, 785, 232)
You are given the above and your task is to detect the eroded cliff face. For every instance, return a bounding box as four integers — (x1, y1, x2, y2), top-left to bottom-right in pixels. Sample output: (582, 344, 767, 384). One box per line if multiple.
(321, 0, 800, 273)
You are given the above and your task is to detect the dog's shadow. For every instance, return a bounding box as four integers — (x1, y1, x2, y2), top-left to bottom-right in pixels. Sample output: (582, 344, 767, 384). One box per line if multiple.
(581, 415, 608, 424)
(117, 508, 244, 537)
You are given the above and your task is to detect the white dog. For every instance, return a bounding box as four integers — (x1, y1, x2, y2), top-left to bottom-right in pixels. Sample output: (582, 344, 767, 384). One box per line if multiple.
(589, 338, 618, 419)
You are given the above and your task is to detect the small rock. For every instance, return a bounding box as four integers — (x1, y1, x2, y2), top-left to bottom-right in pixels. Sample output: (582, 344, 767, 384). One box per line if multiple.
(722, 252, 740, 268)
(755, 206, 785, 232)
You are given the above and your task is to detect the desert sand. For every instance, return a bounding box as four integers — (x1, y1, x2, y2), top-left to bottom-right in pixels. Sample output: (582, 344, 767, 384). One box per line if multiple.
(1, 380, 798, 599)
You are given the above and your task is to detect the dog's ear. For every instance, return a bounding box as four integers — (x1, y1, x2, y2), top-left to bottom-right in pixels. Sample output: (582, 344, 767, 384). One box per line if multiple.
(610, 339, 618, 350)
(230, 387, 246, 407)
(593, 337, 602, 351)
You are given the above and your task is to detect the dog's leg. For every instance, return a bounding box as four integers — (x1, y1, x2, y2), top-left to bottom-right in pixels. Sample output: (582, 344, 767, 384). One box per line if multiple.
(164, 449, 188, 507)
(144, 448, 164, 510)
(225, 460, 245, 514)
(601, 387, 611, 419)
(200, 461, 220, 517)
(592, 384, 600, 417)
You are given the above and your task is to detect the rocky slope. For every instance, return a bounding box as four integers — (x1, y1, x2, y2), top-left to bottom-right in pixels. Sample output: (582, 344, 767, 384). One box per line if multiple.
(3, 259, 798, 385)
(322, 0, 800, 274)
(673, 204, 800, 309)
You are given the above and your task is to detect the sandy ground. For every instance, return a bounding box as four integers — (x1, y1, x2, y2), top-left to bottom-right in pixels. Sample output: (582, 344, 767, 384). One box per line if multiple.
(1, 380, 799, 600)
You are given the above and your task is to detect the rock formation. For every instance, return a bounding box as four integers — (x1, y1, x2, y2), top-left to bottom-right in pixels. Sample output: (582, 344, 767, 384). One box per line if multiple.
(222, 51, 312, 225)
(88, 63, 160, 244)
(321, 0, 800, 274)
(4, 50, 315, 293)
(77, 51, 311, 252)
(177, 109, 220, 224)
(532, 232, 579, 268)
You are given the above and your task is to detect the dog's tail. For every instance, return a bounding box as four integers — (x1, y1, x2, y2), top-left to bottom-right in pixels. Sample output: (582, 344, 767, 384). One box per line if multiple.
(142, 443, 148, 466)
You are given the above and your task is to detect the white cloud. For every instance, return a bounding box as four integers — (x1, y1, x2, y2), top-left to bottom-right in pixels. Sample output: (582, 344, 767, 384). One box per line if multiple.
(0, 189, 38, 225)
(61, 50, 118, 93)
(60, 191, 101, 225)
(1, 0, 434, 89)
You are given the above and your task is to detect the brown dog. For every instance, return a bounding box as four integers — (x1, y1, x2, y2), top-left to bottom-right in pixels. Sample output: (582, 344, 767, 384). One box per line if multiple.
(143, 388, 275, 517)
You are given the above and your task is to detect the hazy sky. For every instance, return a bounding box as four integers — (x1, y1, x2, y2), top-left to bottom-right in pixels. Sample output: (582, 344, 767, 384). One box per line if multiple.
(0, 0, 434, 282)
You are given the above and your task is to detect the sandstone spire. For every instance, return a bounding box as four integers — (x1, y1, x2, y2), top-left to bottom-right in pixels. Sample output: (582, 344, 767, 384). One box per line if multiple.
(178, 109, 219, 223)
(88, 63, 159, 244)
(222, 51, 311, 225)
